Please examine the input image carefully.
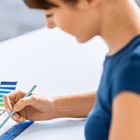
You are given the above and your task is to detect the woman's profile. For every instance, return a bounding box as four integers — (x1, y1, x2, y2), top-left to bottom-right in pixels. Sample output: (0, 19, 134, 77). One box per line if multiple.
(2, 0, 140, 140)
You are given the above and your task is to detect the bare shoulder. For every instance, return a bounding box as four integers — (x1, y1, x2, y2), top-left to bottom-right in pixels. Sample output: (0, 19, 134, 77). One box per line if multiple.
(109, 91, 140, 140)
(113, 91, 140, 108)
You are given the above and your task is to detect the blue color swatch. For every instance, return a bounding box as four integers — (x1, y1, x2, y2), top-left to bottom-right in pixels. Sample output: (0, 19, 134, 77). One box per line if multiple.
(0, 81, 17, 107)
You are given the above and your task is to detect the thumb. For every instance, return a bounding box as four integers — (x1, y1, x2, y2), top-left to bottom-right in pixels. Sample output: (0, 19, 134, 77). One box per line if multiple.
(14, 96, 37, 112)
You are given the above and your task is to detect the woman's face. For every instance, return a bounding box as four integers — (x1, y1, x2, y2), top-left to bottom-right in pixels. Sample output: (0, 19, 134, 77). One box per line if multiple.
(43, 0, 101, 43)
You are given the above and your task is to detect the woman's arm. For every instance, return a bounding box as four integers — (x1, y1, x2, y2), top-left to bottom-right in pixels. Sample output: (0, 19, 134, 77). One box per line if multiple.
(51, 91, 96, 119)
(109, 91, 140, 140)
(3, 90, 96, 122)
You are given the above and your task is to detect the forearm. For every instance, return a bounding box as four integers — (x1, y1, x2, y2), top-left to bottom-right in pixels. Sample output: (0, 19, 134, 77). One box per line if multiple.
(51, 91, 96, 119)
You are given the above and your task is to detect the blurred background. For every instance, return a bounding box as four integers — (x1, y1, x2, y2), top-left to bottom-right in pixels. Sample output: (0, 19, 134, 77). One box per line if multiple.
(0, 0, 46, 42)
(0, 0, 140, 42)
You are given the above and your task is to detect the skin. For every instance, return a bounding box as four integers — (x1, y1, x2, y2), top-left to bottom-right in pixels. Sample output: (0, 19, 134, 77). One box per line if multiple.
(2, 0, 140, 139)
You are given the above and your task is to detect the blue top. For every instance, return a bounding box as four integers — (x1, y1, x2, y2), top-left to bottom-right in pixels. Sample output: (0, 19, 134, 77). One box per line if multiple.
(84, 34, 140, 140)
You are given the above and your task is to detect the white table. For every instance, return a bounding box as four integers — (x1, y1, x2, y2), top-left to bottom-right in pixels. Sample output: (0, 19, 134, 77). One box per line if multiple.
(0, 27, 108, 140)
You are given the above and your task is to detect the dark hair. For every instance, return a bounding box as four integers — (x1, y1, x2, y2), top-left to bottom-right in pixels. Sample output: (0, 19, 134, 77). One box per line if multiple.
(23, 0, 79, 10)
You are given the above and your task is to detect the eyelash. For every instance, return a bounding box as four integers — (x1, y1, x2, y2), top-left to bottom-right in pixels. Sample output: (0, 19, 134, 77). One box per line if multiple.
(46, 14, 53, 18)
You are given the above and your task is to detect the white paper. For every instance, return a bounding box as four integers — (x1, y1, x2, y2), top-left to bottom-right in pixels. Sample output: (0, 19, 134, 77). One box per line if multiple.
(0, 27, 108, 139)
(0, 118, 17, 135)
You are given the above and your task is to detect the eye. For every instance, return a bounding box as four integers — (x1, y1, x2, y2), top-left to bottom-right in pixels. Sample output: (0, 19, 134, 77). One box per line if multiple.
(46, 14, 53, 18)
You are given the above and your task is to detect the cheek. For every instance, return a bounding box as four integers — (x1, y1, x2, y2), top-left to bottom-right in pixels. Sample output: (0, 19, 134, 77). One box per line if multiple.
(53, 10, 98, 43)
(54, 12, 80, 35)
(54, 15, 91, 42)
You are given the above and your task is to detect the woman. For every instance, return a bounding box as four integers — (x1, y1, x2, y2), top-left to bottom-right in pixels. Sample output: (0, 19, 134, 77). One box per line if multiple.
(2, 0, 140, 140)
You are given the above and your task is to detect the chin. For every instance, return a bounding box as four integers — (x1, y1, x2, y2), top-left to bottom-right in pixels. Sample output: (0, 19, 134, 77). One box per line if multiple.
(76, 36, 94, 43)
(76, 37, 89, 43)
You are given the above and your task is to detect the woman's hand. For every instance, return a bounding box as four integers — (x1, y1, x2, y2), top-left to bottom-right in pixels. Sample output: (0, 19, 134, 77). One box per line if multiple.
(2, 90, 55, 123)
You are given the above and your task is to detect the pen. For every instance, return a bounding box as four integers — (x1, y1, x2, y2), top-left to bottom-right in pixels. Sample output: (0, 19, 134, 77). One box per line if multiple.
(0, 85, 37, 129)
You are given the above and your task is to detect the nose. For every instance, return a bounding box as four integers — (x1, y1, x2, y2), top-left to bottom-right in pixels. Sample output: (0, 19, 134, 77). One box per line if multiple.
(46, 17, 57, 29)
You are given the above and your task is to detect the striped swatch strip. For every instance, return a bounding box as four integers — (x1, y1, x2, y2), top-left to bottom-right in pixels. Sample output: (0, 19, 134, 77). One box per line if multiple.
(0, 81, 17, 107)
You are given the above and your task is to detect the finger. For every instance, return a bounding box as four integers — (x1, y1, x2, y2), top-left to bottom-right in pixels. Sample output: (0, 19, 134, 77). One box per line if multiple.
(8, 90, 26, 102)
(12, 109, 26, 123)
(18, 108, 27, 118)
(18, 115, 26, 123)
(14, 95, 38, 112)
(3, 95, 26, 123)
(2, 95, 13, 114)
(10, 100, 16, 108)
(12, 112, 25, 123)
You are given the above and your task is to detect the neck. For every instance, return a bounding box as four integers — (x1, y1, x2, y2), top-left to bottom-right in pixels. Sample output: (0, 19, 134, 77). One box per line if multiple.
(99, 0, 140, 56)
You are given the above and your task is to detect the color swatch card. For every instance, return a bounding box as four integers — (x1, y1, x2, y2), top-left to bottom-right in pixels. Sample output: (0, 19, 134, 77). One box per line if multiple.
(0, 81, 17, 123)
(0, 81, 17, 110)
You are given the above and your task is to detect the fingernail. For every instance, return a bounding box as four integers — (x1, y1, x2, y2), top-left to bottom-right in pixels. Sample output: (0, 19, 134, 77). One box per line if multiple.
(13, 116, 17, 120)
(8, 109, 10, 114)
(18, 118, 22, 121)
(16, 105, 20, 109)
